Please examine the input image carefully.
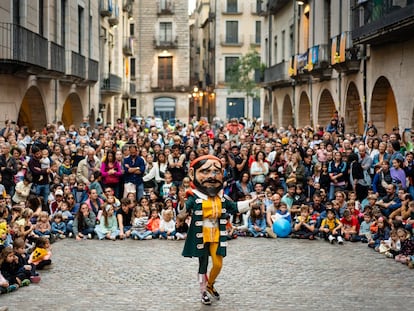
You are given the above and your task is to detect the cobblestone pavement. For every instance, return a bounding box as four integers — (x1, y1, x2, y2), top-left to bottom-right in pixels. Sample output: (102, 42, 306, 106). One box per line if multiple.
(1, 237, 413, 311)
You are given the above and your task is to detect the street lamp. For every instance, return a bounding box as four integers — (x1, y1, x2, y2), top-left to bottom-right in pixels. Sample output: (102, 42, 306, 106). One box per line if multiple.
(189, 86, 204, 119)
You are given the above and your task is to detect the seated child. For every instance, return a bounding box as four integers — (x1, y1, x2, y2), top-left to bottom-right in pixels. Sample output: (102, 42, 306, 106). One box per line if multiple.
(394, 228, 414, 264)
(13, 238, 40, 283)
(379, 229, 401, 258)
(147, 208, 161, 239)
(291, 205, 316, 239)
(51, 213, 67, 239)
(368, 216, 391, 251)
(319, 208, 343, 244)
(28, 237, 52, 270)
(1, 247, 30, 287)
(159, 209, 176, 240)
(340, 209, 359, 242)
(175, 213, 189, 240)
(247, 202, 267, 238)
(94, 204, 119, 241)
(130, 206, 152, 240)
(33, 211, 51, 238)
(0, 221, 12, 251)
(357, 213, 374, 243)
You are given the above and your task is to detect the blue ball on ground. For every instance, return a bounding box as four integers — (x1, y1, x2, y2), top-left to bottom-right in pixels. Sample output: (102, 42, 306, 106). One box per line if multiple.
(272, 218, 291, 238)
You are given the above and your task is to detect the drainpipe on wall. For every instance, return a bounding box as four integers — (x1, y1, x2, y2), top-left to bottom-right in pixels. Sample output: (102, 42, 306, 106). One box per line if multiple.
(54, 79, 58, 122)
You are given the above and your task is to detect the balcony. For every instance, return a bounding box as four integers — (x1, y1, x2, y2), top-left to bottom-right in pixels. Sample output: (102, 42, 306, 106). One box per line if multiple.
(267, 0, 291, 15)
(352, 1, 414, 45)
(48, 42, 65, 76)
(250, 34, 261, 46)
(157, 0, 174, 15)
(64, 50, 86, 81)
(123, 37, 134, 56)
(101, 73, 122, 94)
(331, 31, 361, 74)
(87, 58, 99, 82)
(222, 2, 244, 15)
(288, 52, 311, 81)
(153, 36, 178, 49)
(0, 22, 48, 75)
(220, 34, 244, 47)
(100, 0, 113, 17)
(308, 44, 332, 80)
(108, 5, 119, 27)
(264, 61, 291, 87)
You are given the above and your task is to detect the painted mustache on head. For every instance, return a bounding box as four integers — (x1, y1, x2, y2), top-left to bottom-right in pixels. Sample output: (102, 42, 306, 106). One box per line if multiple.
(194, 178, 223, 197)
(202, 178, 223, 186)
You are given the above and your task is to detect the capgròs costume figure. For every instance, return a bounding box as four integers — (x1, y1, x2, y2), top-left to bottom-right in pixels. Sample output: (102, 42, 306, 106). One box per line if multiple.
(182, 155, 254, 305)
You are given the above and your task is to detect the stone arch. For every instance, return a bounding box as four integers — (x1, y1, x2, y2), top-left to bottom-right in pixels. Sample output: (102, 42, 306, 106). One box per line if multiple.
(17, 86, 47, 131)
(317, 89, 336, 130)
(297, 92, 311, 129)
(345, 82, 364, 135)
(62, 93, 83, 129)
(370, 76, 398, 135)
(272, 95, 279, 127)
(281, 95, 293, 128)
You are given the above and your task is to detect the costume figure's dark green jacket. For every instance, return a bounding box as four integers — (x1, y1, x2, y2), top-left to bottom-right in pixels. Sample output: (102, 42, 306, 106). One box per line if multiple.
(182, 192, 240, 258)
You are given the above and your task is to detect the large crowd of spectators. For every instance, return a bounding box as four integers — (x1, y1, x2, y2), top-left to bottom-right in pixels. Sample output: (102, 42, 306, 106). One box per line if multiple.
(0, 112, 414, 295)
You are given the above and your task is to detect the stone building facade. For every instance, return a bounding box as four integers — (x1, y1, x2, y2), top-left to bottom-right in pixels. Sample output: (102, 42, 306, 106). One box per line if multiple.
(0, 0, 100, 130)
(132, 0, 190, 124)
(262, 0, 414, 135)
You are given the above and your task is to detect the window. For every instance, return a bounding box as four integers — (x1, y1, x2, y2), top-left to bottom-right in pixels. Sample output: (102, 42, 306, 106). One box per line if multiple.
(227, 0, 238, 13)
(130, 58, 136, 79)
(159, 22, 172, 43)
(78, 6, 84, 54)
(130, 98, 137, 117)
(255, 21, 261, 44)
(226, 21, 238, 44)
(274, 36, 277, 64)
(282, 30, 285, 61)
(158, 56, 173, 89)
(225, 56, 238, 82)
(289, 25, 293, 59)
(61, 0, 66, 47)
(39, 0, 44, 36)
(130, 23, 135, 36)
(13, 0, 20, 25)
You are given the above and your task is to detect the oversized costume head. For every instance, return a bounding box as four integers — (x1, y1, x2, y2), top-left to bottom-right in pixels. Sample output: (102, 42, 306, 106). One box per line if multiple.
(189, 155, 224, 197)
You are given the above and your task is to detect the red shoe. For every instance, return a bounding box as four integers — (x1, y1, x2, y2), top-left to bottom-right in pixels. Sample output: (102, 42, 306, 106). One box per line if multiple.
(30, 275, 41, 283)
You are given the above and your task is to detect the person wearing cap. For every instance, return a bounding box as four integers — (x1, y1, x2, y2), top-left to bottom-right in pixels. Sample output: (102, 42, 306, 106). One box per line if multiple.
(49, 189, 64, 215)
(181, 155, 259, 305)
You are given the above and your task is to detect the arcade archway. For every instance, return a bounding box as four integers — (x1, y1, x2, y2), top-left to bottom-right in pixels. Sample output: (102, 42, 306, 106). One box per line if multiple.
(370, 76, 398, 135)
(297, 92, 311, 129)
(62, 93, 83, 128)
(318, 89, 336, 129)
(281, 95, 293, 128)
(17, 86, 47, 131)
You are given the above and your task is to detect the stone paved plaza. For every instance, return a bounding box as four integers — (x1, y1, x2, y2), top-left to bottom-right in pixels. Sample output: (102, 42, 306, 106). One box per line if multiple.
(1, 237, 413, 311)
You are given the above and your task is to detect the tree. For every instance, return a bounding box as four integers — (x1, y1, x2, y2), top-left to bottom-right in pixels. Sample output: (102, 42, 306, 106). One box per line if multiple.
(227, 49, 263, 123)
